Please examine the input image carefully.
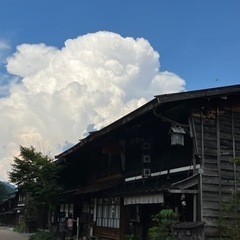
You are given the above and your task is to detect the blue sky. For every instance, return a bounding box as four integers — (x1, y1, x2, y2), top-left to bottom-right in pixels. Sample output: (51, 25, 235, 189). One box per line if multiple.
(1, 1, 240, 90)
(0, 1, 240, 181)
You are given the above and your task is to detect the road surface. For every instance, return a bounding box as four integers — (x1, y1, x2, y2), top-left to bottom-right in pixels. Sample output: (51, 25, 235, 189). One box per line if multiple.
(0, 227, 30, 240)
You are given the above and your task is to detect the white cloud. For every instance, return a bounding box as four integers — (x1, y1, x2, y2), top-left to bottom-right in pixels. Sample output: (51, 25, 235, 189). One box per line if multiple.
(149, 71, 186, 95)
(0, 39, 11, 66)
(6, 43, 57, 78)
(0, 31, 186, 181)
(0, 40, 10, 51)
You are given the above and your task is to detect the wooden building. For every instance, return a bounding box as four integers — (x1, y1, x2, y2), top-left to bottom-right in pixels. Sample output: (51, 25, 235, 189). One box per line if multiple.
(0, 189, 47, 232)
(56, 84, 240, 240)
(0, 191, 24, 227)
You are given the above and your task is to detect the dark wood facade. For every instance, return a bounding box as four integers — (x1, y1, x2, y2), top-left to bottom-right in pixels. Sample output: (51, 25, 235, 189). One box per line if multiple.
(191, 96, 240, 239)
(0, 190, 47, 232)
(56, 84, 240, 240)
(0, 191, 24, 227)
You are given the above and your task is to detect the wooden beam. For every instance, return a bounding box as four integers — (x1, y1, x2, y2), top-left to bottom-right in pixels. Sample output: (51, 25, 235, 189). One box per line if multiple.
(168, 189, 198, 194)
(171, 173, 199, 189)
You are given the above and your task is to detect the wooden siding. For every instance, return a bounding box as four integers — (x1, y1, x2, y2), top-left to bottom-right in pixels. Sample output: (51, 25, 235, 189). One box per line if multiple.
(192, 101, 240, 240)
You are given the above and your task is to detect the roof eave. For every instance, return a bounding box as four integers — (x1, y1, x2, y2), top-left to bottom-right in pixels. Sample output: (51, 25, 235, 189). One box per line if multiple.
(56, 84, 240, 159)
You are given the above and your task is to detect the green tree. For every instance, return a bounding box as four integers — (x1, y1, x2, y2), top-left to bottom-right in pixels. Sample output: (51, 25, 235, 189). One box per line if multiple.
(9, 146, 62, 231)
(220, 193, 240, 240)
(220, 157, 240, 240)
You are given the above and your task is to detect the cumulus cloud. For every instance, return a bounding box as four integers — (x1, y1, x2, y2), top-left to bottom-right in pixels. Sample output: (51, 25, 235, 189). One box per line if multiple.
(0, 39, 11, 65)
(0, 31, 185, 181)
(0, 40, 10, 51)
(0, 39, 13, 97)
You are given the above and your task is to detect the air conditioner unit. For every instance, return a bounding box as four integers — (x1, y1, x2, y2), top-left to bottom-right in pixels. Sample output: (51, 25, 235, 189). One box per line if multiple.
(170, 126, 186, 146)
(142, 155, 151, 163)
(143, 168, 151, 177)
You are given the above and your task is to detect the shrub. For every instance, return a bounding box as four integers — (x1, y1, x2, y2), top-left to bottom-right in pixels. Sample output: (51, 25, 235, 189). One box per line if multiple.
(124, 234, 139, 240)
(148, 208, 177, 240)
(14, 223, 25, 233)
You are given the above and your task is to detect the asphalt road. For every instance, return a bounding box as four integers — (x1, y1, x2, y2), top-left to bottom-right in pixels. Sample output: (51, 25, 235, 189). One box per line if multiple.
(0, 227, 30, 240)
